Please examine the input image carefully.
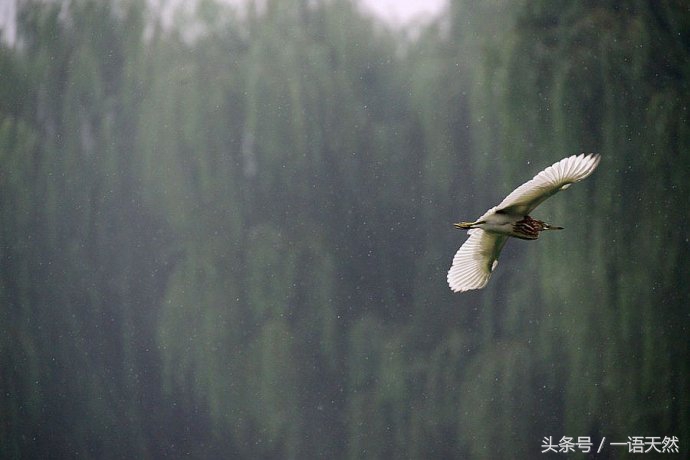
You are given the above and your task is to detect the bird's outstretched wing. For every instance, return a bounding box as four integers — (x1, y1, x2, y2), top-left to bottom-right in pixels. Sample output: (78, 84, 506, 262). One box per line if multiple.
(494, 153, 601, 216)
(447, 230, 508, 292)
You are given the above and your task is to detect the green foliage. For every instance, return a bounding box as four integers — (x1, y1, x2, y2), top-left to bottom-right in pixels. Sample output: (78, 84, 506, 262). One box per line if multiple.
(1, 0, 688, 458)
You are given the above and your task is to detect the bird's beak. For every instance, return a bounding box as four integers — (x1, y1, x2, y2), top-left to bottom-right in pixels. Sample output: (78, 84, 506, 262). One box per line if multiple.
(454, 221, 476, 229)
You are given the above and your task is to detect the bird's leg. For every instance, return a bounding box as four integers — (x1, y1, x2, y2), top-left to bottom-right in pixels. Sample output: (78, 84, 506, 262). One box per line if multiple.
(513, 216, 563, 239)
(454, 220, 485, 229)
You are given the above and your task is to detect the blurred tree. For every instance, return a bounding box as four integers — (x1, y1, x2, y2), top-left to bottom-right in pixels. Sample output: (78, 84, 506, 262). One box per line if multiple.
(0, 0, 688, 458)
(1, 1, 171, 457)
(456, 0, 690, 455)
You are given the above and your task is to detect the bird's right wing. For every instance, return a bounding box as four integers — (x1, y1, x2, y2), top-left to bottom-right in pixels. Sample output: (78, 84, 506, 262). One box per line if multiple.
(495, 153, 601, 216)
(447, 229, 508, 292)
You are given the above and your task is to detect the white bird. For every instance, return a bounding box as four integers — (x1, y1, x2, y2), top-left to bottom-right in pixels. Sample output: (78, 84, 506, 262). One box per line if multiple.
(447, 153, 601, 293)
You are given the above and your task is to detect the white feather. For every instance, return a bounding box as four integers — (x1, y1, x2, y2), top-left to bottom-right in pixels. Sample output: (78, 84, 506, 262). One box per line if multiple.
(494, 153, 601, 216)
(448, 153, 601, 292)
(447, 230, 507, 292)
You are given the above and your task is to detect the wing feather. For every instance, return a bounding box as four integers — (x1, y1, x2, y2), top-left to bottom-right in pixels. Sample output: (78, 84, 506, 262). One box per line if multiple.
(447, 230, 508, 292)
(495, 153, 601, 215)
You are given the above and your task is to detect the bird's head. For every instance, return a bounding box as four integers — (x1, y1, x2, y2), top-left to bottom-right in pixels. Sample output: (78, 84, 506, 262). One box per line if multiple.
(454, 221, 484, 229)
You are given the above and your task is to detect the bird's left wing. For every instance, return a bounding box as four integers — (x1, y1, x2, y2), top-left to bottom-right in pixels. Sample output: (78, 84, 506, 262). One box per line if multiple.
(447, 229, 508, 292)
(495, 153, 601, 216)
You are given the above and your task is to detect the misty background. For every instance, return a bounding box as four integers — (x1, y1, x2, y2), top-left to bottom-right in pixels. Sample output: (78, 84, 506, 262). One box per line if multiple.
(1, 0, 689, 458)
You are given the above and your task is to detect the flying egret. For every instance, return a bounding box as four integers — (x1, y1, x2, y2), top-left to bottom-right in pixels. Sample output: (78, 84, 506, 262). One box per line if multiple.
(447, 153, 601, 293)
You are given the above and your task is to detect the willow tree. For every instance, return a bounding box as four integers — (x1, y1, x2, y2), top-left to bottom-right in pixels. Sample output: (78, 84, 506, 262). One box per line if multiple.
(146, 0, 414, 457)
(0, 1, 168, 457)
(2, 0, 687, 458)
(455, 0, 690, 456)
(363, 1, 690, 458)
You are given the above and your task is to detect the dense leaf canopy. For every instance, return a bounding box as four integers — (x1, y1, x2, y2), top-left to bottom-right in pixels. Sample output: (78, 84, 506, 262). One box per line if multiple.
(1, 0, 688, 458)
